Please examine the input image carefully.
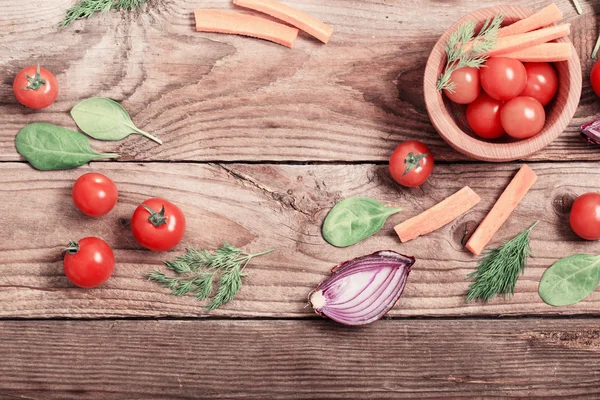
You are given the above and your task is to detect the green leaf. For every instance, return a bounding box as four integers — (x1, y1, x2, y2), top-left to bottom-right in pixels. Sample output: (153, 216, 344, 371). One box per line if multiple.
(322, 197, 401, 247)
(71, 97, 162, 144)
(539, 254, 600, 306)
(15, 122, 119, 171)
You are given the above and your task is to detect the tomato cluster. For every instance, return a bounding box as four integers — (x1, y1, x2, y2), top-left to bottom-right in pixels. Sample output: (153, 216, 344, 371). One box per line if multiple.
(444, 57, 558, 140)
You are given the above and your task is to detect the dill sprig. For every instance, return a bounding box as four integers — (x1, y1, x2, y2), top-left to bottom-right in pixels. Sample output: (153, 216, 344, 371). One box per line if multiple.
(437, 14, 504, 92)
(147, 243, 274, 310)
(60, 0, 149, 28)
(466, 221, 539, 302)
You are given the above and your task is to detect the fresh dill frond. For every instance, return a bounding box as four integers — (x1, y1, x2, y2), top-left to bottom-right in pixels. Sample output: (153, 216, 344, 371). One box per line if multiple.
(437, 14, 504, 92)
(147, 243, 274, 310)
(60, 0, 149, 28)
(466, 221, 539, 302)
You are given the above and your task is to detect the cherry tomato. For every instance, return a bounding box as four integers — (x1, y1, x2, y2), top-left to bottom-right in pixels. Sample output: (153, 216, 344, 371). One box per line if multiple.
(131, 198, 186, 252)
(591, 60, 600, 97)
(13, 65, 58, 109)
(500, 96, 545, 139)
(443, 67, 480, 104)
(389, 140, 434, 187)
(466, 92, 505, 139)
(63, 237, 115, 288)
(570, 193, 600, 240)
(520, 62, 558, 106)
(480, 57, 527, 101)
(72, 173, 118, 217)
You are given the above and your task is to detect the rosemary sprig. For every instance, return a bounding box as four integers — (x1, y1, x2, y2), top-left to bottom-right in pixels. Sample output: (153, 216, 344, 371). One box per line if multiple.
(437, 14, 504, 92)
(147, 243, 274, 310)
(60, 0, 149, 28)
(466, 221, 539, 302)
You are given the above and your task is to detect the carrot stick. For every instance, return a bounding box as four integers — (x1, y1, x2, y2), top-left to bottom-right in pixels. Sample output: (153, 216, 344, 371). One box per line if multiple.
(234, 0, 333, 43)
(194, 9, 299, 48)
(394, 187, 481, 243)
(501, 42, 571, 62)
(487, 23, 570, 57)
(498, 3, 563, 38)
(466, 165, 537, 256)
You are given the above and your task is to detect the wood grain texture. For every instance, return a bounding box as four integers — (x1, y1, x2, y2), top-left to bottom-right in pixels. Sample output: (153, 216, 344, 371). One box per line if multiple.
(2, 161, 600, 318)
(424, 6, 582, 162)
(1, 0, 600, 162)
(1, 319, 600, 399)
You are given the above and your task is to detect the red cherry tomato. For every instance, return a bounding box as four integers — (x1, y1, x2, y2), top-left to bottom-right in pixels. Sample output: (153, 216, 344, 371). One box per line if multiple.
(63, 237, 115, 288)
(389, 140, 434, 187)
(13, 65, 58, 109)
(520, 62, 558, 106)
(466, 92, 505, 139)
(591, 60, 600, 97)
(480, 57, 527, 101)
(570, 193, 600, 240)
(443, 67, 480, 104)
(72, 173, 118, 217)
(500, 96, 545, 139)
(131, 198, 186, 252)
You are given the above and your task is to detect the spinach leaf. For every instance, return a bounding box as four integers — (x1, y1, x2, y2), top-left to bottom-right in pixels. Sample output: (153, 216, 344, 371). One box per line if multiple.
(15, 122, 119, 171)
(71, 97, 162, 144)
(322, 197, 401, 247)
(539, 254, 600, 306)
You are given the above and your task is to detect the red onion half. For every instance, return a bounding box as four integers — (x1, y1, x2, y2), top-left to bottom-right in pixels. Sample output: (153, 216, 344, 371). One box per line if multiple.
(581, 119, 600, 145)
(308, 251, 415, 326)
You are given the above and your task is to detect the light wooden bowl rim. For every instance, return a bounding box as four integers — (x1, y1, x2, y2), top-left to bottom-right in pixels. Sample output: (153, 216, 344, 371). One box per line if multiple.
(423, 5, 582, 162)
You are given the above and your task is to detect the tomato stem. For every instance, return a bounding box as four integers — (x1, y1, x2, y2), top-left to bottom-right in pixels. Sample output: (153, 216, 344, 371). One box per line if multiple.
(65, 240, 80, 254)
(22, 64, 47, 91)
(402, 152, 429, 177)
(142, 204, 168, 227)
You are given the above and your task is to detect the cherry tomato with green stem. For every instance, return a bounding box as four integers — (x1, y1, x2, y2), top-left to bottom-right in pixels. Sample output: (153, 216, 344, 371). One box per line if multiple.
(72, 172, 118, 217)
(389, 140, 434, 187)
(63, 237, 115, 288)
(131, 198, 186, 252)
(13, 65, 58, 109)
(570, 193, 600, 240)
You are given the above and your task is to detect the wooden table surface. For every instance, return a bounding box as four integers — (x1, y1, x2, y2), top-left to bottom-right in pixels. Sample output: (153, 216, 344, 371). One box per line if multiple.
(2, 0, 600, 398)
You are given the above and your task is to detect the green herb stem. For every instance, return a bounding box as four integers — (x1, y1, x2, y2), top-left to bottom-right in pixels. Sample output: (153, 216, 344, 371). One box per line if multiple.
(572, 0, 583, 15)
(60, 0, 149, 28)
(130, 126, 163, 145)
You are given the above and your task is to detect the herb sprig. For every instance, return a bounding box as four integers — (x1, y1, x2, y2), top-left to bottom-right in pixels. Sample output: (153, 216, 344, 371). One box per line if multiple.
(437, 14, 503, 92)
(466, 221, 538, 302)
(60, 0, 149, 28)
(147, 243, 274, 310)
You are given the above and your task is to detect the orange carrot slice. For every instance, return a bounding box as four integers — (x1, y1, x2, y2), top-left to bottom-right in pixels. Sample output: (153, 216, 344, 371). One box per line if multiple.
(487, 24, 570, 57)
(498, 3, 563, 38)
(233, 0, 333, 43)
(466, 165, 537, 256)
(502, 42, 571, 62)
(394, 187, 481, 243)
(194, 9, 299, 48)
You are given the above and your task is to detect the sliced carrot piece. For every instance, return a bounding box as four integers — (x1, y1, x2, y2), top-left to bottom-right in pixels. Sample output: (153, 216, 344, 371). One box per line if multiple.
(194, 9, 299, 48)
(487, 23, 570, 57)
(466, 165, 537, 256)
(233, 0, 333, 43)
(502, 42, 571, 62)
(498, 3, 563, 38)
(394, 187, 481, 243)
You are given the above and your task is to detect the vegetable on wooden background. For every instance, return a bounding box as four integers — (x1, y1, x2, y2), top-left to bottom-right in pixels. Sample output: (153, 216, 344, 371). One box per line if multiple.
(466, 221, 538, 302)
(309, 251, 415, 325)
(497, 3, 563, 37)
(466, 165, 537, 256)
(233, 0, 334, 43)
(71, 97, 163, 145)
(15, 123, 119, 171)
(194, 9, 299, 48)
(13, 65, 58, 110)
(148, 243, 274, 310)
(322, 198, 401, 247)
(394, 186, 480, 243)
(61, 0, 149, 28)
(539, 254, 600, 306)
(64, 237, 115, 289)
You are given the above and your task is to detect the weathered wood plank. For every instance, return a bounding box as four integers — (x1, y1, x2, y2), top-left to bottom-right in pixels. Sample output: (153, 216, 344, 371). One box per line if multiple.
(1, 0, 599, 162)
(1, 319, 600, 399)
(2, 162, 600, 318)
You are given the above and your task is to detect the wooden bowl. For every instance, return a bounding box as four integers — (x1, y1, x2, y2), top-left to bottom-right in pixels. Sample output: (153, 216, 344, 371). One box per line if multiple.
(424, 6, 582, 162)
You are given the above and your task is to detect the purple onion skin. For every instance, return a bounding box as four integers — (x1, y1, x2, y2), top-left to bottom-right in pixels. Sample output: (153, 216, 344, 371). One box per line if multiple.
(581, 119, 600, 145)
(308, 251, 415, 326)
